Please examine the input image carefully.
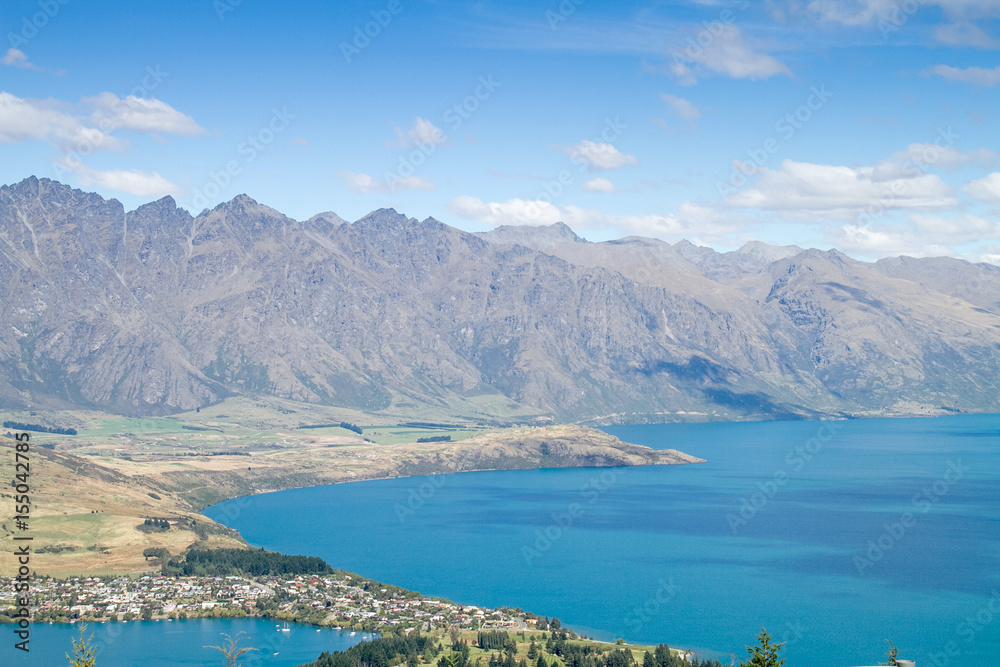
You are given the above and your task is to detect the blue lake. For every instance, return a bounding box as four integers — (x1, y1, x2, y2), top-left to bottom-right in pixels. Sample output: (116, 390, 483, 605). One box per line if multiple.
(3, 617, 370, 666)
(204, 414, 1000, 667)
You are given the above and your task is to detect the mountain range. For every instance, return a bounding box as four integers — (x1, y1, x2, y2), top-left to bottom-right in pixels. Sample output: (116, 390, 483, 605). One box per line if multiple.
(1, 176, 998, 422)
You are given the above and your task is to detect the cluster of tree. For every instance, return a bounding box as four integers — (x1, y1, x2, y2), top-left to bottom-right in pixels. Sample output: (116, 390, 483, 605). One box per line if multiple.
(532, 632, 725, 667)
(143, 547, 170, 560)
(161, 548, 334, 577)
(305, 632, 436, 667)
(644, 644, 723, 667)
(417, 435, 452, 443)
(140, 518, 171, 531)
(400, 421, 460, 429)
(531, 615, 561, 631)
(340, 421, 363, 434)
(3, 421, 77, 435)
(438, 640, 472, 667)
(543, 637, 629, 667)
(297, 422, 363, 434)
(487, 653, 529, 667)
(478, 631, 517, 652)
(539, 627, 573, 656)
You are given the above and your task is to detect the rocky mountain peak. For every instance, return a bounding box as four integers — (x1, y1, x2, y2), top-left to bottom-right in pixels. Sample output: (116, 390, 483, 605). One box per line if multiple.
(736, 240, 804, 261)
(210, 193, 264, 216)
(305, 211, 348, 228)
(478, 221, 585, 247)
(130, 195, 181, 216)
(354, 208, 415, 228)
(1, 177, 998, 420)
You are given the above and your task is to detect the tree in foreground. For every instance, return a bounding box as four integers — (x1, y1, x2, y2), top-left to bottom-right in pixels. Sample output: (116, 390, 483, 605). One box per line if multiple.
(67, 625, 97, 666)
(739, 628, 786, 667)
(880, 639, 899, 666)
(205, 632, 258, 667)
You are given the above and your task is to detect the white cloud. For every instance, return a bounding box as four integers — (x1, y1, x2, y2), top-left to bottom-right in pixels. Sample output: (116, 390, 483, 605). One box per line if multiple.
(807, 0, 897, 26)
(338, 170, 435, 193)
(339, 171, 383, 194)
(965, 172, 1000, 205)
(384, 117, 448, 149)
(836, 223, 954, 259)
(1, 48, 39, 70)
(872, 144, 1000, 180)
(660, 94, 701, 130)
(409, 117, 446, 147)
(0, 90, 203, 155)
(450, 196, 564, 226)
(0, 92, 125, 153)
(910, 213, 1000, 242)
(583, 177, 617, 193)
(55, 158, 179, 197)
(670, 26, 792, 84)
(809, 0, 1000, 47)
(924, 64, 1000, 86)
(835, 213, 1000, 260)
(556, 140, 638, 171)
(933, 21, 1000, 47)
(0, 90, 203, 197)
(87, 93, 205, 136)
(727, 159, 957, 216)
(384, 125, 410, 149)
(967, 243, 1000, 264)
(449, 196, 733, 240)
(290, 137, 311, 147)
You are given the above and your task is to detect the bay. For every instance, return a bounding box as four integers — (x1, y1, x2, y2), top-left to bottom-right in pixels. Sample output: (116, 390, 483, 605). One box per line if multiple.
(4, 618, 370, 666)
(197, 414, 1000, 666)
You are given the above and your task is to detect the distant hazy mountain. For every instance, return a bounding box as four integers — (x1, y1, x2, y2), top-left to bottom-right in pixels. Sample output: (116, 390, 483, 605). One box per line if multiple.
(673, 239, 805, 282)
(1, 177, 998, 421)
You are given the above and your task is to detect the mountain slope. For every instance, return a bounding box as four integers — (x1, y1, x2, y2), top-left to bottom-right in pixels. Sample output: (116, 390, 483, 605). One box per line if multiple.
(1, 177, 998, 421)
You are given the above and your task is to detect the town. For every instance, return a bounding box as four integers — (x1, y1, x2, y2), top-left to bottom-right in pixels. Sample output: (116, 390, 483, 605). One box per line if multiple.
(0, 572, 533, 633)
(0, 573, 536, 634)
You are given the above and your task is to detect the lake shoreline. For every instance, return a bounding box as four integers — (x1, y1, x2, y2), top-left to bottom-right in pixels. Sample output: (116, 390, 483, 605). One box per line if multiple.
(201, 415, 1000, 667)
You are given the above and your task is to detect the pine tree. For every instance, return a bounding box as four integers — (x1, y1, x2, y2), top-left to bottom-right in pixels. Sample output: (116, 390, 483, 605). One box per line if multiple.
(880, 640, 899, 666)
(205, 632, 257, 667)
(739, 629, 785, 667)
(67, 625, 97, 667)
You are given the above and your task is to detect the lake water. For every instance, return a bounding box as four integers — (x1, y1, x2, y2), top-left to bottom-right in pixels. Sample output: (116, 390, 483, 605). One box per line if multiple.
(204, 414, 1000, 667)
(3, 617, 370, 666)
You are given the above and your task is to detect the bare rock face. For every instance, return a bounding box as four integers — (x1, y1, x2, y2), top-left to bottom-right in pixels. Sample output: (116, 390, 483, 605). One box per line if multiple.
(1, 177, 999, 420)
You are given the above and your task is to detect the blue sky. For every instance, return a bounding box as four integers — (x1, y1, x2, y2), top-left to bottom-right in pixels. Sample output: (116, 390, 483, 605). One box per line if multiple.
(1, 0, 999, 262)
